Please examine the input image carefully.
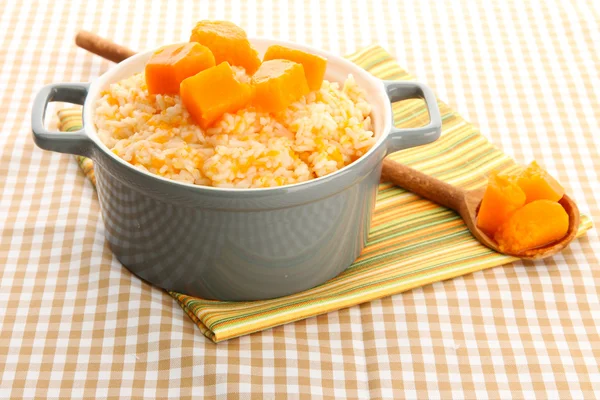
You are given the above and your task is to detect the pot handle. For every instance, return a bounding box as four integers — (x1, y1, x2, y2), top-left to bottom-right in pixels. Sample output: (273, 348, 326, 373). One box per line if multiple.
(383, 80, 442, 154)
(31, 82, 94, 157)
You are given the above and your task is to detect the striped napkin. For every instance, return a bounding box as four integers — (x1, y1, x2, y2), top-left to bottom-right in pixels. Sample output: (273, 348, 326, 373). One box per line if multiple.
(58, 45, 592, 343)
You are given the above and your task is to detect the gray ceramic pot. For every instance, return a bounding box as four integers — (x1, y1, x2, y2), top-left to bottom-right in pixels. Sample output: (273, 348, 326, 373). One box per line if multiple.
(32, 39, 441, 301)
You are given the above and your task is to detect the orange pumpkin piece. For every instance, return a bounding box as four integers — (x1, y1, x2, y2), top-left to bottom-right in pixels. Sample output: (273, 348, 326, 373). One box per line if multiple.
(145, 43, 215, 95)
(476, 172, 526, 236)
(180, 62, 253, 129)
(263, 45, 327, 91)
(515, 161, 565, 203)
(494, 200, 569, 253)
(190, 20, 261, 74)
(251, 60, 310, 113)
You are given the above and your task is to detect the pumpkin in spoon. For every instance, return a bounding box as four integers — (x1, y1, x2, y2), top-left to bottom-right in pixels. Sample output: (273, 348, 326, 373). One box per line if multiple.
(476, 161, 568, 253)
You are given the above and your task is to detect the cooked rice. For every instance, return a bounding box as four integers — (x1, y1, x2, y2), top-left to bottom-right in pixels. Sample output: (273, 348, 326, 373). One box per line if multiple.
(94, 68, 375, 188)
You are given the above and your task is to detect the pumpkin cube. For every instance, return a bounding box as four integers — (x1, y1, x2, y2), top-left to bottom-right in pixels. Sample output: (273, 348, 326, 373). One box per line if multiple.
(494, 200, 569, 253)
(515, 161, 565, 203)
(145, 43, 215, 95)
(251, 60, 310, 113)
(476, 172, 526, 236)
(263, 44, 327, 91)
(180, 62, 253, 129)
(190, 20, 261, 74)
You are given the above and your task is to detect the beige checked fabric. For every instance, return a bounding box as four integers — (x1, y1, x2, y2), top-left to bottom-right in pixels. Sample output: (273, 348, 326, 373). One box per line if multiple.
(1, 0, 599, 398)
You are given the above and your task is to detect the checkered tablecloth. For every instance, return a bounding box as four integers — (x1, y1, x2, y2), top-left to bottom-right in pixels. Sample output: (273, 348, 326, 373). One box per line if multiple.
(1, 0, 599, 398)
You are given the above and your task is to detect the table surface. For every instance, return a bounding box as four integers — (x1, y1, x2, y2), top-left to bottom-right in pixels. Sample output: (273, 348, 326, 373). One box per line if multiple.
(1, 0, 599, 398)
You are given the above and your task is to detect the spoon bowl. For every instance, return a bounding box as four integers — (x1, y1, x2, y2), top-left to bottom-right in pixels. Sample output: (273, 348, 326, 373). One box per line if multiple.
(381, 159, 580, 260)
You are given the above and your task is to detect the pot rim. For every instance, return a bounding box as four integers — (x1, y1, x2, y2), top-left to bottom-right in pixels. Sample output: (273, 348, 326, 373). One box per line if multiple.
(82, 37, 393, 195)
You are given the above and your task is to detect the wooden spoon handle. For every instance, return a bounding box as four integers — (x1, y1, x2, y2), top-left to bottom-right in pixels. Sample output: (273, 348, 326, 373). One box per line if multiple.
(75, 31, 136, 63)
(381, 158, 466, 211)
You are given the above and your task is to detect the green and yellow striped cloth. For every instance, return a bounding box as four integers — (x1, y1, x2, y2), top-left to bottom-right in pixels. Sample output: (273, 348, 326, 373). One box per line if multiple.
(58, 45, 592, 343)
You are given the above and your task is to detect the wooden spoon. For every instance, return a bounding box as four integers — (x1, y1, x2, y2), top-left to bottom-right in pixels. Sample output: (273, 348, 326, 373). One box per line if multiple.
(74, 31, 581, 260)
